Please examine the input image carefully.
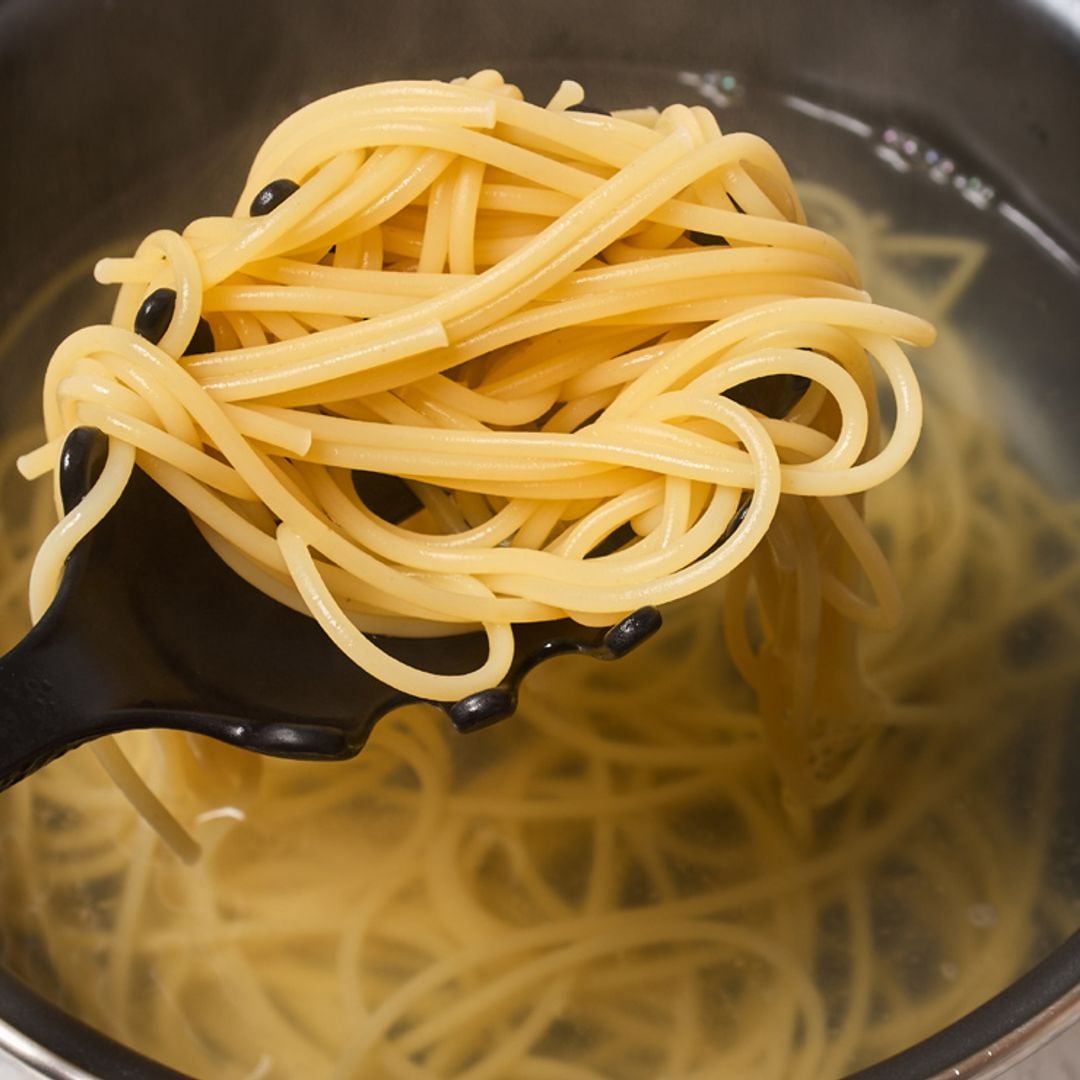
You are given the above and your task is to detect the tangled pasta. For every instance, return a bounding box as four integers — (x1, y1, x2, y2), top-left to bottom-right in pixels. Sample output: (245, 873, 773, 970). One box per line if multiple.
(20, 69, 932, 706)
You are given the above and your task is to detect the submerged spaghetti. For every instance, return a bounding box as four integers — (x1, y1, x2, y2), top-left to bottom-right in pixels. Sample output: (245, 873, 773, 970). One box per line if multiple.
(20, 70, 932, 713)
(0, 189, 1077, 1080)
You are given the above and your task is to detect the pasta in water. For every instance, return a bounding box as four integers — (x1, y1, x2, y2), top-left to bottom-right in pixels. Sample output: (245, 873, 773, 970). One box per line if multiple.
(0, 71, 1078, 1080)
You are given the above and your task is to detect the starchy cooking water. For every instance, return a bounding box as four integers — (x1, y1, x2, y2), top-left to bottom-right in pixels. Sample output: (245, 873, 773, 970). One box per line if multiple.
(0, 64, 1077, 1080)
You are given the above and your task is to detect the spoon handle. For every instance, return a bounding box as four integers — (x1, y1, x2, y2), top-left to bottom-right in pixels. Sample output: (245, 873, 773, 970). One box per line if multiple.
(0, 427, 668, 793)
(0, 629, 101, 790)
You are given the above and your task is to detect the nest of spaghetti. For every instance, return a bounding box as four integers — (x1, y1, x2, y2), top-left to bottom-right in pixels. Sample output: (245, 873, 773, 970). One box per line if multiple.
(24, 70, 934, 763)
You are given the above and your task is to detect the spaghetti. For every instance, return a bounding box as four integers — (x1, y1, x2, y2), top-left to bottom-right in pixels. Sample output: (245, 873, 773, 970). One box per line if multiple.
(5, 73, 1071, 1080)
(0, 188, 1076, 1079)
(19, 70, 932, 710)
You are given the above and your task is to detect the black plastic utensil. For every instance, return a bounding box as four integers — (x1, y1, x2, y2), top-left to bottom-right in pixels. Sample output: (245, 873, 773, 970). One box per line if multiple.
(0, 427, 661, 791)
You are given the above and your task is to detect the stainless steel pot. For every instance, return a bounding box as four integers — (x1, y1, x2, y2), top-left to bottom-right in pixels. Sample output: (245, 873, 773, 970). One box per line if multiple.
(0, 1, 1077, 1076)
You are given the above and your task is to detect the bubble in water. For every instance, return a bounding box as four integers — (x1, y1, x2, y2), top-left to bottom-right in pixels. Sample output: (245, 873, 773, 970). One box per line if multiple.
(676, 69, 744, 108)
(967, 902, 999, 929)
(872, 126, 995, 208)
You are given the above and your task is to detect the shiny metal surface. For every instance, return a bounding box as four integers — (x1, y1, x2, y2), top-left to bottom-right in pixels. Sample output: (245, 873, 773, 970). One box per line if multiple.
(0, 1023, 95, 1080)
(940, 984, 1080, 1079)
